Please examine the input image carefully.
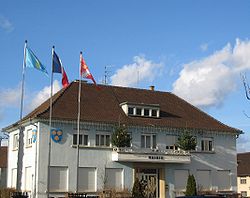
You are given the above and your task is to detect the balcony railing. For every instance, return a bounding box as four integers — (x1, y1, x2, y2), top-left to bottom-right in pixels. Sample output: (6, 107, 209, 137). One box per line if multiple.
(112, 147, 191, 163)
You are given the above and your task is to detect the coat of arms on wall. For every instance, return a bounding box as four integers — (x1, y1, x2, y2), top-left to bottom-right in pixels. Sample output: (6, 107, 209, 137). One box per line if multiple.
(51, 128, 63, 143)
(32, 129, 37, 143)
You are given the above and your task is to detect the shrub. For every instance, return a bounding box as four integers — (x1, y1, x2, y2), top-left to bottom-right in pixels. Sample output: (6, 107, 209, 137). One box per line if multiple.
(177, 130, 196, 151)
(0, 188, 16, 198)
(111, 126, 131, 147)
(132, 178, 145, 198)
(185, 174, 197, 196)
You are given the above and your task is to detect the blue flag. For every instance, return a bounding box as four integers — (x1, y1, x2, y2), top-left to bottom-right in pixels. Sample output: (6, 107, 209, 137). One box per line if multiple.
(52, 51, 62, 73)
(25, 47, 48, 75)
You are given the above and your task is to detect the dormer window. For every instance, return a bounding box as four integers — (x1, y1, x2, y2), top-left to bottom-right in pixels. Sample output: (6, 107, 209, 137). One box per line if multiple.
(128, 107, 134, 115)
(144, 108, 150, 116)
(120, 102, 160, 118)
(136, 108, 142, 116)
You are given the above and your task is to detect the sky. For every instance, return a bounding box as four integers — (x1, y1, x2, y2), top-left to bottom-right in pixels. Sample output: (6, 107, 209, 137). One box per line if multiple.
(1, 1, 250, 152)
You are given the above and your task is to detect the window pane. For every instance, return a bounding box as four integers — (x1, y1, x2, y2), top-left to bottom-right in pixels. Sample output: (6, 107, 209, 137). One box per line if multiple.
(209, 141, 212, 151)
(174, 170, 189, 190)
(141, 135, 145, 148)
(106, 135, 110, 146)
(96, 135, 99, 146)
(136, 108, 142, 116)
(78, 167, 96, 191)
(25, 167, 32, 191)
(79, 134, 83, 145)
(105, 168, 123, 190)
(128, 107, 134, 115)
(196, 170, 211, 190)
(101, 135, 105, 146)
(49, 167, 68, 191)
(152, 109, 157, 117)
(217, 170, 230, 191)
(11, 168, 17, 188)
(144, 109, 149, 116)
(73, 134, 77, 145)
(153, 135, 156, 149)
(84, 135, 88, 146)
(146, 136, 150, 148)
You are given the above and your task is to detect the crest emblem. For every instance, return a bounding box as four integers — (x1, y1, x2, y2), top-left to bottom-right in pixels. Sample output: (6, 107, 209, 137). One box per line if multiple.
(32, 129, 37, 143)
(51, 128, 63, 143)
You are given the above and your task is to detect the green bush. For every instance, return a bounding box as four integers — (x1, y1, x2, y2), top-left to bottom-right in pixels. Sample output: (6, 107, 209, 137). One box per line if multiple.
(111, 126, 131, 147)
(177, 130, 197, 151)
(185, 174, 197, 196)
(132, 178, 145, 198)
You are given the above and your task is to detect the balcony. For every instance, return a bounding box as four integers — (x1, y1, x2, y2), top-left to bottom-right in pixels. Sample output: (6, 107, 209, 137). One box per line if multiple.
(112, 147, 191, 163)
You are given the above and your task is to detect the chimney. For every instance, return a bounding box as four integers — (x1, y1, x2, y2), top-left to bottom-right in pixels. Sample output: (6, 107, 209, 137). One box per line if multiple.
(149, 85, 155, 91)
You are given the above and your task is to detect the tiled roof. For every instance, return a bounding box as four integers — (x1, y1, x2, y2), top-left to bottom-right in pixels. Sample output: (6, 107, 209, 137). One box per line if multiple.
(5, 81, 240, 133)
(0, 146, 7, 168)
(237, 152, 250, 176)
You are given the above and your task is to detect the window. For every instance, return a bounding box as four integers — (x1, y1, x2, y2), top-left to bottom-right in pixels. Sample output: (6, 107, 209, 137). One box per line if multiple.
(241, 191, 247, 197)
(49, 166, 68, 192)
(174, 170, 189, 190)
(105, 168, 123, 190)
(26, 129, 32, 147)
(151, 109, 157, 117)
(136, 108, 142, 116)
(166, 135, 178, 150)
(201, 138, 213, 151)
(240, 178, 247, 184)
(144, 108, 150, 116)
(217, 170, 230, 191)
(196, 170, 211, 190)
(73, 134, 89, 146)
(128, 107, 134, 115)
(78, 167, 96, 192)
(141, 134, 156, 149)
(96, 134, 111, 147)
(13, 134, 19, 150)
(11, 168, 17, 188)
(25, 166, 32, 191)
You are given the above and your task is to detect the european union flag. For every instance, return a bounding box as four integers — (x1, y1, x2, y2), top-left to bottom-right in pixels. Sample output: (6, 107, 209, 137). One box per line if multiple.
(25, 47, 48, 75)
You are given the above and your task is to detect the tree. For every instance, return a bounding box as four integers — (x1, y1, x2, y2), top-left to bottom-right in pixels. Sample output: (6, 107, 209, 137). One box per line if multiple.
(132, 178, 145, 198)
(185, 174, 197, 196)
(177, 130, 196, 151)
(111, 125, 131, 147)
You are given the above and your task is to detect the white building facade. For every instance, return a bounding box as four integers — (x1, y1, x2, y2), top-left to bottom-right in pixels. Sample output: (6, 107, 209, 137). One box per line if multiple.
(5, 81, 241, 198)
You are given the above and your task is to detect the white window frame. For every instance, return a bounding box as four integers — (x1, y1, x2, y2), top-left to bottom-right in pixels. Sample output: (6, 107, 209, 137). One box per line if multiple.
(73, 134, 89, 146)
(49, 166, 68, 192)
(240, 177, 247, 184)
(26, 129, 33, 147)
(13, 133, 19, 150)
(201, 137, 214, 152)
(78, 167, 96, 192)
(96, 133, 111, 147)
(105, 168, 124, 190)
(141, 134, 156, 149)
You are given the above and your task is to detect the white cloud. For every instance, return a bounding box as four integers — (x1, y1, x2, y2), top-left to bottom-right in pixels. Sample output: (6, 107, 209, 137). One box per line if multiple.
(237, 133, 250, 152)
(0, 85, 21, 109)
(173, 39, 250, 108)
(27, 80, 61, 112)
(111, 55, 163, 87)
(0, 15, 14, 32)
(200, 43, 209, 52)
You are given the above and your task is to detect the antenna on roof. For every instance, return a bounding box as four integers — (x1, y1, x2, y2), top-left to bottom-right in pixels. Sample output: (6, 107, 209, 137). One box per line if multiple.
(103, 65, 112, 85)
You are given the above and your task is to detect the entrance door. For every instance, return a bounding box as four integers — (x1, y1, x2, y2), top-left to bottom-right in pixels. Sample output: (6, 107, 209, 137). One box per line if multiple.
(138, 169, 159, 198)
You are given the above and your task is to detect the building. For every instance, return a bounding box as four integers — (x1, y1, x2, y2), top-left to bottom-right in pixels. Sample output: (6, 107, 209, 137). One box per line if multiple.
(237, 152, 250, 197)
(0, 146, 8, 188)
(4, 81, 241, 198)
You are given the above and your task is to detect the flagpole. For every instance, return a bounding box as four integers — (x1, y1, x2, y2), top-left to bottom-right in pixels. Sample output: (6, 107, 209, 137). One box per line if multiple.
(16, 40, 27, 191)
(76, 52, 83, 192)
(47, 46, 54, 198)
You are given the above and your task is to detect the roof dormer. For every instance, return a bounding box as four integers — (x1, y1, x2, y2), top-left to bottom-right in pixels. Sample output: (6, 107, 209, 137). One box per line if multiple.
(120, 102, 160, 118)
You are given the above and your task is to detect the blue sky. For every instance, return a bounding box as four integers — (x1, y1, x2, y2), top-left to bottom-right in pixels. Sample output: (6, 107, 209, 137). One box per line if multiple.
(1, 1, 250, 152)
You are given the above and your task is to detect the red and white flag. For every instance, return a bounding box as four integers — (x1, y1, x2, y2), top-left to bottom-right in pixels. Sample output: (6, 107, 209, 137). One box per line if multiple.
(80, 53, 97, 85)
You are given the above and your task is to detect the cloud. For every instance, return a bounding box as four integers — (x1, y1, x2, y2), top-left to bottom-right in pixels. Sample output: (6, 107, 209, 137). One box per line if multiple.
(0, 15, 14, 32)
(27, 80, 61, 112)
(0, 85, 21, 109)
(237, 133, 250, 152)
(200, 43, 209, 52)
(173, 39, 250, 108)
(111, 55, 163, 87)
